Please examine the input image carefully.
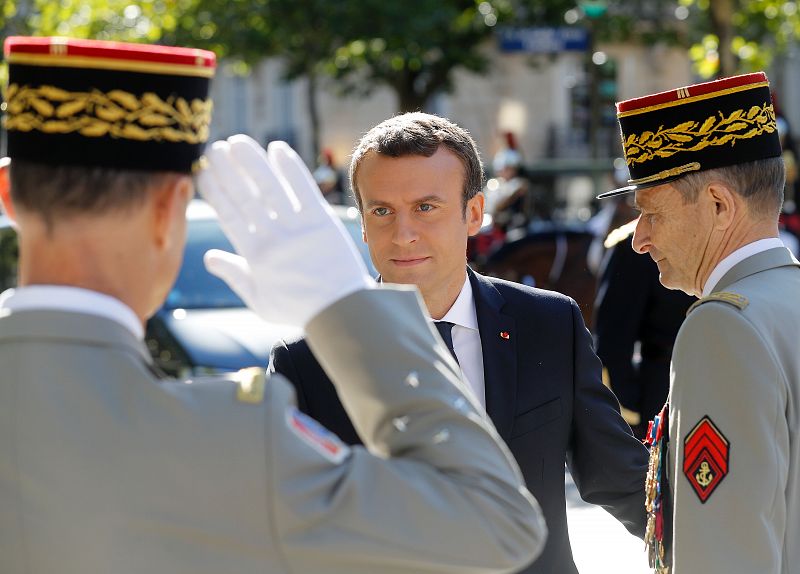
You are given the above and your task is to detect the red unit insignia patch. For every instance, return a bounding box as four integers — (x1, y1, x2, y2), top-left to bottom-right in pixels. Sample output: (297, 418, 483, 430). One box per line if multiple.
(683, 416, 729, 503)
(287, 407, 350, 464)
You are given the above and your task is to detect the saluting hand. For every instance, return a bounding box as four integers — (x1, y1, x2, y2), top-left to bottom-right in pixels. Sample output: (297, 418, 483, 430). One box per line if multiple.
(197, 135, 374, 328)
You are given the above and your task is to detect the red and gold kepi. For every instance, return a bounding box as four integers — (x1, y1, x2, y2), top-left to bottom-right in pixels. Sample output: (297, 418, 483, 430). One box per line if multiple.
(599, 72, 782, 198)
(2, 36, 216, 173)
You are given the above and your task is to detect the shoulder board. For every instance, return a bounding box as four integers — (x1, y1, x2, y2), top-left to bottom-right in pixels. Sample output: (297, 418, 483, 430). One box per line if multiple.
(234, 367, 267, 404)
(687, 292, 749, 315)
(603, 219, 637, 249)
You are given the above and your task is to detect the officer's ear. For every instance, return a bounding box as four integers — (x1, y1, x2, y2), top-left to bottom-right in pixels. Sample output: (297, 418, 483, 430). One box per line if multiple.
(705, 181, 737, 231)
(151, 174, 193, 251)
(0, 157, 16, 223)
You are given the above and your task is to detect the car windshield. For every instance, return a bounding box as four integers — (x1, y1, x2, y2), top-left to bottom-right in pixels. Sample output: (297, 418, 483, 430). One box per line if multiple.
(164, 218, 244, 310)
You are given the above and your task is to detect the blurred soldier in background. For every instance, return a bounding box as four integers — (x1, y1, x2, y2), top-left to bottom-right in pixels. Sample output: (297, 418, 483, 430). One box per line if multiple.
(485, 131, 532, 232)
(593, 219, 695, 439)
(776, 116, 800, 255)
(312, 147, 346, 204)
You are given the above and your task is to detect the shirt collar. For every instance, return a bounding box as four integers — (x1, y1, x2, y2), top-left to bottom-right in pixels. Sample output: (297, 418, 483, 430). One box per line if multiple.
(0, 285, 144, 340)
(439, 274, 478, 331)
(702, 237, 785, 297)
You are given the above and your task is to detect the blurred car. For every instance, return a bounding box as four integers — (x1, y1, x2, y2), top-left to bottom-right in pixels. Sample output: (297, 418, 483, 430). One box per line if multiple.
(0, 200, 376, 378)
(0, 214, 18, 293)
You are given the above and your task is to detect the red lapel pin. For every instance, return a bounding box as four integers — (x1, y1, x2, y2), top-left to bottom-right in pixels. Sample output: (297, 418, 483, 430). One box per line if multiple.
(499, 331, 510, 340)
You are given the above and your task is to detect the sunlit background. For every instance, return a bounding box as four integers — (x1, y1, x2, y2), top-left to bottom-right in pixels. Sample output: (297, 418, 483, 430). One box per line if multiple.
(4, 1, 800, 207)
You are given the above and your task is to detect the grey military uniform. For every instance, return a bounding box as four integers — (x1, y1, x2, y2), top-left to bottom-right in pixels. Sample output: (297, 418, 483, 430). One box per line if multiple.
(667, 247, 800, 573)
(0, 286, 546, 574)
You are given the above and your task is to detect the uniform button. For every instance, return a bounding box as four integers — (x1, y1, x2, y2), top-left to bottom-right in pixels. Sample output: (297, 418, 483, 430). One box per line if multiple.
(404, 371, 420, 388)
(432, 428, 451, 444)
(392, 416, 410, 432)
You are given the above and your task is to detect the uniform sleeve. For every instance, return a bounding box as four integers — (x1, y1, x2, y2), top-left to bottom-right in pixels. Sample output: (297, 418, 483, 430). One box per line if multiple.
(265, 286, 547, 574)
(567, 299, 650, 538)
(668, 303, 788, 574)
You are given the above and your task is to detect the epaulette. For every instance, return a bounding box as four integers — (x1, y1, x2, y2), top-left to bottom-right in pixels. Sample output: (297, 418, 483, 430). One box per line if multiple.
(603, 219, 638, 249)
(687, 292, 749, 315)
(234, 367, 267, 404)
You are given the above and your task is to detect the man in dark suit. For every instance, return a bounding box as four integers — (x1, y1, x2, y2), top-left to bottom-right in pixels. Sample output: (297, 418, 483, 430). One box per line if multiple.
(594, 220, 695, 439)
(270, 112, 649, 574)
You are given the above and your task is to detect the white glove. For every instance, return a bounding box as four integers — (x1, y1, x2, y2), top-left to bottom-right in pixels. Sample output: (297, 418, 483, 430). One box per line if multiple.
(197, 135, 375, 328)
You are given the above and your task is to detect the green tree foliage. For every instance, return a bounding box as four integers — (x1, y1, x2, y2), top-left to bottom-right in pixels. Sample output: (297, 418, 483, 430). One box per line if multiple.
(514, 0, 800, 78)
(4, 0, 510, 150)
(6, 0, 800, 113)
(680, 0, 800, 77)
(320, 0, 513, 112)
(167, 0, 512, 113)
(3, 0, 189, 42)
(167, 0, 513, 149)
(164, 0, 354, 156)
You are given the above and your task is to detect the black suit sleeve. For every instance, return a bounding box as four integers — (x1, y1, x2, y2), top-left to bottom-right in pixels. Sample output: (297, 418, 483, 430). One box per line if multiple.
(268, 339, 309, 412)
(268, 337, 363, 446)
(566, 299, 649, 539)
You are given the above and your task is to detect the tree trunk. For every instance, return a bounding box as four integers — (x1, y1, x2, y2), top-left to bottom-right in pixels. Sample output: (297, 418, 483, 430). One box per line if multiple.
(394, 70, 428, 113)
(709, 0, 737, 77)
(393, 69, 450, 113)
(396, 88, 428, 113)
(306, 69, 320, 162)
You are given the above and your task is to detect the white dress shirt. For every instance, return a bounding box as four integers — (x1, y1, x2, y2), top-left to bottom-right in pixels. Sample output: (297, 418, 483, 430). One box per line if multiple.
(702, 237, 785, 297)
(439, 275, 486, 408)
(0, 285, 143, 340)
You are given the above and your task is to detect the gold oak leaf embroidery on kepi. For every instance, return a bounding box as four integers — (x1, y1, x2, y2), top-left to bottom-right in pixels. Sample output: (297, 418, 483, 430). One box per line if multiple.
(3, 83, 213, 144)
(624, 103, 776, 166)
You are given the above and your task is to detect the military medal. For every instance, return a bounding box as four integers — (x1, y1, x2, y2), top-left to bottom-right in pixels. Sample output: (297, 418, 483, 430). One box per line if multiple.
(644, 404, 670, 573)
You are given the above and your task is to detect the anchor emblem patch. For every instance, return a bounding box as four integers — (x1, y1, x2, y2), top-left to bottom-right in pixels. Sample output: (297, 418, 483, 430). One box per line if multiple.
(683, 416, 729, 503)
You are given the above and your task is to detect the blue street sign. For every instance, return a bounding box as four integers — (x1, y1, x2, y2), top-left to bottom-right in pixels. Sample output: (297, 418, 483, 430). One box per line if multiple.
(497, 27, 590, 54)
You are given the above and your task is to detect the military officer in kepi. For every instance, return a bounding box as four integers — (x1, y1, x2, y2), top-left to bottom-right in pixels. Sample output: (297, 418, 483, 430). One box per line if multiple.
(598, 72, 800, 573)
(0, 36, 546, 574)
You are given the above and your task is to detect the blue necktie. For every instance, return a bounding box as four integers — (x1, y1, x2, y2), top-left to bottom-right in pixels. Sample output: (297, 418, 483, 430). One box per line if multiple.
(435, 321, 459, 365)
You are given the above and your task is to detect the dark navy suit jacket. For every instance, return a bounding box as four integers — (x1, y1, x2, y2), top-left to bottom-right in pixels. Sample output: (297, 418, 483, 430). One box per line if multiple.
(270, 268, 649, 574)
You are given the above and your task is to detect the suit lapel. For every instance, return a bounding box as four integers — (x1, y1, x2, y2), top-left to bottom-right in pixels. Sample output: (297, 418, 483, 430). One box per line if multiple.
(468, 268, 517, 441)
(714, 246, 800, 292)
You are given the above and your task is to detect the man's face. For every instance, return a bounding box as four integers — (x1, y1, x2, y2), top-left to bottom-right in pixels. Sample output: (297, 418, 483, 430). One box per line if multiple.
(356, 147, 484, 299)
(632, 183, 712, 295)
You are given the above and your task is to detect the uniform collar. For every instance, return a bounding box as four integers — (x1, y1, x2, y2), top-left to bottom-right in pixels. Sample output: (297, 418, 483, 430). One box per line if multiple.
(702, 238, 784, 297)
(0, 285, 144, 340)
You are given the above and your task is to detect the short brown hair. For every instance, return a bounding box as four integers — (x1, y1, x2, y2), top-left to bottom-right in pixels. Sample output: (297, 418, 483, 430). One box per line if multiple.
(670, 157, 785, 218)
(10, 159, 175, 228)
(349, 112, 484, 215)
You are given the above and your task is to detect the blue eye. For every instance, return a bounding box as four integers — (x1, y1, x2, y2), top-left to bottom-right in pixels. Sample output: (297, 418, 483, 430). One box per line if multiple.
(418, 203, 434, 212)
(372, 207, 390, 216)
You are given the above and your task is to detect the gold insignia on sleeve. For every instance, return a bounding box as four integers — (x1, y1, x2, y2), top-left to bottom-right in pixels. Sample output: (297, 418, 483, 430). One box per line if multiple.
(687, 291, 749, 315)
(235, 367, 267, 405)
